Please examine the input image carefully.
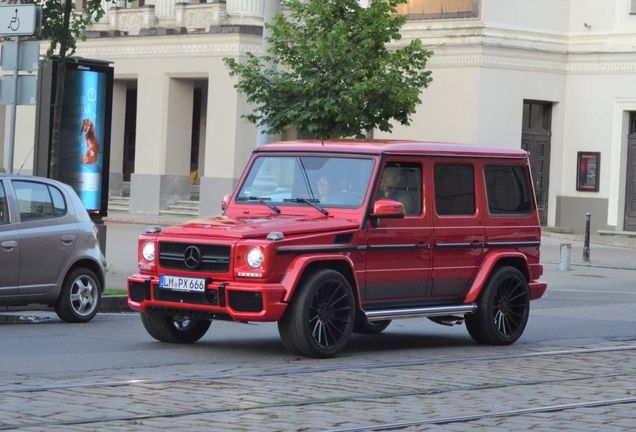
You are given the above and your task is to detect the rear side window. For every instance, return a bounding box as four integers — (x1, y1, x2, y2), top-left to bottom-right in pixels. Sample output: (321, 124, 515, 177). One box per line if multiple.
(434, 164, 475, 216)
(0, 182, 7, 224)
(12, 181, 67, 221)
(484, 165, 531, 216)
(49, 186, 68, 216)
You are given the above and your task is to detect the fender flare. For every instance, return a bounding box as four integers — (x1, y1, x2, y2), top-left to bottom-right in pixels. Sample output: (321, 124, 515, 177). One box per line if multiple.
(463, 250, 530, 303)
(280, 254, 358, 303)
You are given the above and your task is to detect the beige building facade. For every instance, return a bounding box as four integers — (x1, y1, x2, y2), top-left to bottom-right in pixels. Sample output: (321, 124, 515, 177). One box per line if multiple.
(4, 0, 636, 234)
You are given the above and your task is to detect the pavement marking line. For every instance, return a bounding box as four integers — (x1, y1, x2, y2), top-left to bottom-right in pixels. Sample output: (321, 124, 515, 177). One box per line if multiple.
(548, 288, 636, 294)
(325, 396, 636, 432)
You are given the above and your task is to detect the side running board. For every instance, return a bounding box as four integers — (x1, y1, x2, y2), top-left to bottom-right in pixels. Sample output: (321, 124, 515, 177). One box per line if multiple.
(363, 303, 477, 322)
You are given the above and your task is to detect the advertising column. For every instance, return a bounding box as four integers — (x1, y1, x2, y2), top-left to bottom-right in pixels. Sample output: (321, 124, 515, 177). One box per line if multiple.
(57, 66, 109, 212)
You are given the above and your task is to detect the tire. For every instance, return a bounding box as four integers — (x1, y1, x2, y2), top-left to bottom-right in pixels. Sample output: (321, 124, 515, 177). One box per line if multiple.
(278, 269, 355, 358)
(140, 312, 211, 344)
(465, 266, 530, 345)
(54, 268, 101, 323)
(353, 314, 391, 334)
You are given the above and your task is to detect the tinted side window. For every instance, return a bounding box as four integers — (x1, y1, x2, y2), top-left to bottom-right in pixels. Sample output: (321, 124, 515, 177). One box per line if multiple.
(434, 164, 475, 216)
(484, 164, 531, 216)
(12, 181, 55, 221)
(0, 182, 7, 224)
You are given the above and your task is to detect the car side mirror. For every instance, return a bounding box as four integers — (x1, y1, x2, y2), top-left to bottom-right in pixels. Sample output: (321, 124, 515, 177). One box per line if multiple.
(369, 198, 404, 228)
(221, 194, 232, 211)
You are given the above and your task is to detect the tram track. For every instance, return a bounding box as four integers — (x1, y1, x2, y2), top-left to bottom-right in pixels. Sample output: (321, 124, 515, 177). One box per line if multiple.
(0, 344, 635, 430)
(327, 396, 636, 431)
(2, 343, 635, 395)
(1, 372, 635, 431)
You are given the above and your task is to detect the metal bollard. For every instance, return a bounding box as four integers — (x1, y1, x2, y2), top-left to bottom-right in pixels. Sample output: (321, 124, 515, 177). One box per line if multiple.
(560, 243, 571, 271)
(583, 212, 591, 262)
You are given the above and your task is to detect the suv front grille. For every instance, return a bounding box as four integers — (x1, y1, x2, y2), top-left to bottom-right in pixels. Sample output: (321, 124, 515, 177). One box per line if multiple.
(159, 242, 231, 272)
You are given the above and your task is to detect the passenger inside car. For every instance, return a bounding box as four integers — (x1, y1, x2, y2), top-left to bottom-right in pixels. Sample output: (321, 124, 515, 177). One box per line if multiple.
(377, 165, 417, 215)
(317, 175, 339, 203)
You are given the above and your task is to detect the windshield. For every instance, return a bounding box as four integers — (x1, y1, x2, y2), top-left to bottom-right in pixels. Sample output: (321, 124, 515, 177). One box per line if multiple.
(236, 155, 375, 209)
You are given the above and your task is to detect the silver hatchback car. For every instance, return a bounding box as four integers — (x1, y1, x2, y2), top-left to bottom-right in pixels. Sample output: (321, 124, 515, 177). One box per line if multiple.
(0, 174, 106, 323)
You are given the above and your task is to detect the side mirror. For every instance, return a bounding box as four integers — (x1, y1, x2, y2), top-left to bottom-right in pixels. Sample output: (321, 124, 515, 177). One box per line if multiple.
(221, 194, 232, 211)
(369, 199, 404, 227)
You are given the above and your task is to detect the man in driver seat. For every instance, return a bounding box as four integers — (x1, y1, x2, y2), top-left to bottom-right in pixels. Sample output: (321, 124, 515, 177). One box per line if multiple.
(377, 166, 415, 215)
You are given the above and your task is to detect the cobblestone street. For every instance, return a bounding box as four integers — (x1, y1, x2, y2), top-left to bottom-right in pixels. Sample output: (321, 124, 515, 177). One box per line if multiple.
(2, 341, 635, 431)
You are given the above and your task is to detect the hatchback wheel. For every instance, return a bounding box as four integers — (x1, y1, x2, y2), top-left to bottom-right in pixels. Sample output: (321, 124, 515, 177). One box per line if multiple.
(55, 268, 101, 323)
(140, 312, 211, 343)
(278, 269, 355, 358)
(465, 266, 530, 345)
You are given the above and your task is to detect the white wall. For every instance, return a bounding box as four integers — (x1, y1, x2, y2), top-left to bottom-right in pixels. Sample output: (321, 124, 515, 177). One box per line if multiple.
(482, 0, 571, 33)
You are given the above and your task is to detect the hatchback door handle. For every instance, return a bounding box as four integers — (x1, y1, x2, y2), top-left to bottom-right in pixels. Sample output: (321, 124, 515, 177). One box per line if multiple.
(1, 240, 17, 250)
(61, 235, 76, 244)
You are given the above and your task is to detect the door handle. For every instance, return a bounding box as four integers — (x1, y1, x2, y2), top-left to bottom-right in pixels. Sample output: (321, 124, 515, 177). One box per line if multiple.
(61, 234, 76, 245)
(1, 240, 17, 250)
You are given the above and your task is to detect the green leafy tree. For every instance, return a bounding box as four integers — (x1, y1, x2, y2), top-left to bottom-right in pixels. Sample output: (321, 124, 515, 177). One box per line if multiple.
(224, 0, 433, 139)
(36, 0, 105, 178)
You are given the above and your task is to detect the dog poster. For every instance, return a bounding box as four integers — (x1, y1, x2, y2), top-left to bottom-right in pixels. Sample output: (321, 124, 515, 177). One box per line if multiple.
(56, 67, 108, 212)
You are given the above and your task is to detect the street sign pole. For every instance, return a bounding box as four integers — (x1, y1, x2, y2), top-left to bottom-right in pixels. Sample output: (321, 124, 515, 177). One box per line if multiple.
(0, 0, 42, 174)
(6, 33, 20, 174)
(5, 0, 21, 174)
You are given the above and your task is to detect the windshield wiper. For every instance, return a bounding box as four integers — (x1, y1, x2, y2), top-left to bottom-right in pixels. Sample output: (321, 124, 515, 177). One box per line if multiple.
(284, 198, 328, 216)
(236, 196, 280, 213)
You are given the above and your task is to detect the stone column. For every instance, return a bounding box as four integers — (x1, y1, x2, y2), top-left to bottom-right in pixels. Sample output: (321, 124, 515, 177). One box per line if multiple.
(130, 72, 193, 214)
(108, 81, 127, 197)
(154, 0, 176, 19)
(199, 58, 257, 217)
(223, 0, 264, 26)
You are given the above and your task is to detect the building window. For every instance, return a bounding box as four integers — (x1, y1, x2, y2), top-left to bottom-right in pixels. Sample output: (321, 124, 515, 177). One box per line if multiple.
(523, 101, 551, 131)
(630, 0, 636, 15)
(396, 0, 480, 20)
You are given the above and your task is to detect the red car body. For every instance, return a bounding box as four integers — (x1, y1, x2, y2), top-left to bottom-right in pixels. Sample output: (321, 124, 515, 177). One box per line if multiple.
(128, 140, 546, 357)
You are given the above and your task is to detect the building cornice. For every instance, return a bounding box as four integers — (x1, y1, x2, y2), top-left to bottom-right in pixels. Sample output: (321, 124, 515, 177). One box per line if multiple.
(73, 33, 262, 60)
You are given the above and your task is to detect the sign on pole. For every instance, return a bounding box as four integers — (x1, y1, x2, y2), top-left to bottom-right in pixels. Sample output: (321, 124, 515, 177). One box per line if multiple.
(1, 40, 40, 72)
(0, 75, 37, 105)
(0, 5, 40, 37)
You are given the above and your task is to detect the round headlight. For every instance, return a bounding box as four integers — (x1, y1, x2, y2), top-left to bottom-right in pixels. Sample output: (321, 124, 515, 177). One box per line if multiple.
(246, 247, 264, 269)
(142, 242, 156, 262)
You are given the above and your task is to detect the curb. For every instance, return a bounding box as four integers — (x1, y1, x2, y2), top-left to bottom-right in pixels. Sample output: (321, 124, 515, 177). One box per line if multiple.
(100, 295, 130, 312)
(3, 296, 131, 314)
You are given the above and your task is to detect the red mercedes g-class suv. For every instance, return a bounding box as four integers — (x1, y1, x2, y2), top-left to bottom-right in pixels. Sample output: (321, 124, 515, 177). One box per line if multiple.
(128, 140, 546, 358)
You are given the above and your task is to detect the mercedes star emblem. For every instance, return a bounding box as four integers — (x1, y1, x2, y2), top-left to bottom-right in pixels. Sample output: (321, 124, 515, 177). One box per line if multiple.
(183, 246, 202, 269)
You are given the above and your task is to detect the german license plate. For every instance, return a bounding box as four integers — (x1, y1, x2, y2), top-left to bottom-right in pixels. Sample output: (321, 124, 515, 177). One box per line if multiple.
(159, 275, 206, 292)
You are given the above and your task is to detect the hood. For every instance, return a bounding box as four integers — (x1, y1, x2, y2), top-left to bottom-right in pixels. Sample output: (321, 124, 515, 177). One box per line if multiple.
(160, 213, 360, 240)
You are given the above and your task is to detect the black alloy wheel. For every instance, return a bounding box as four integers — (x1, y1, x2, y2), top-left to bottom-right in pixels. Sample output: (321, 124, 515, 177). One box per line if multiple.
(465, 266, 530, 345)
(278, 269, 355, 358)
(140, 312, 211, 343)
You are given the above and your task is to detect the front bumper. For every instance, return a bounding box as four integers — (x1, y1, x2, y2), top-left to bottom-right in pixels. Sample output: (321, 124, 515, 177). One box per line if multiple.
(127, 274, 288, 322)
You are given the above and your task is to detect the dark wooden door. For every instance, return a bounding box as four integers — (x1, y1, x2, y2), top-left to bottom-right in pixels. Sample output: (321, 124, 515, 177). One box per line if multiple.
(624, 134, 636, 231)
(522, 132, 551, 226)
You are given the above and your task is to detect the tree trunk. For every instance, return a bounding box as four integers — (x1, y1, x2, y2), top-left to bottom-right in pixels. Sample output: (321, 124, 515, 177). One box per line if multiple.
(49, 0, 73, 180)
